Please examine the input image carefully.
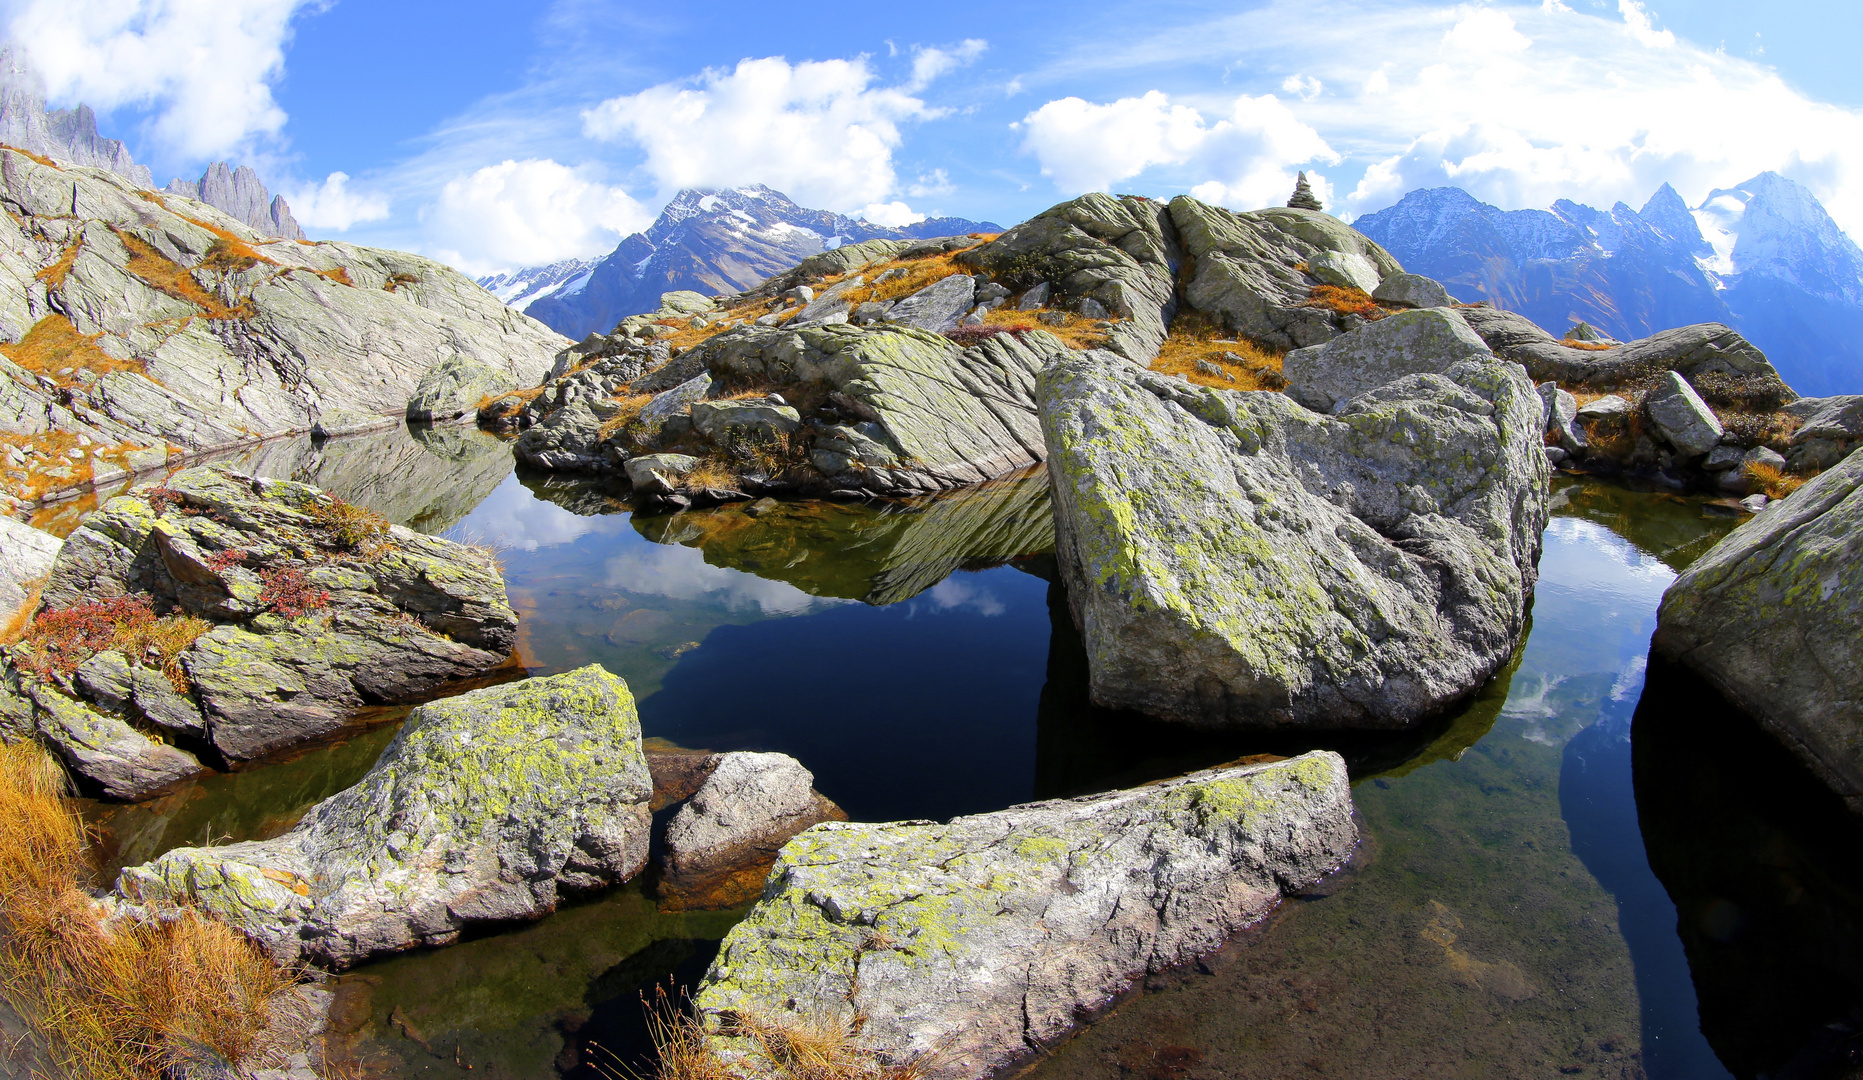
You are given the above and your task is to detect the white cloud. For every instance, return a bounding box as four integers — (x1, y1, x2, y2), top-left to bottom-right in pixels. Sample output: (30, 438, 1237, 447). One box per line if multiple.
(1617, 0, 1674, 48)
(1441, 7, 1530, 54)
(8, 0, 314, 159)
(285, 172, 388, 232)
(1281, 74, 1322, 100)
(424, 158, 651, 276)
(1019, 89, 1338, 208)
(906, 168, 954, 197)
(581, 56, 931, 212)
(907, 38, 987, 91)
(861, 200, 925, 228)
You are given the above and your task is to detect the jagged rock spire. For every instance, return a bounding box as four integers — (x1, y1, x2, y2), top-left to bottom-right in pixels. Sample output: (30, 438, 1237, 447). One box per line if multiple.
(1287, 172, 1324, 212)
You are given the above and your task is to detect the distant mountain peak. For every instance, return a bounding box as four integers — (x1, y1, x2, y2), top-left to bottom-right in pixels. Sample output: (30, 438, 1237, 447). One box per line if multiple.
(165, 161, 304, 241)
(0, 44, 152, 187)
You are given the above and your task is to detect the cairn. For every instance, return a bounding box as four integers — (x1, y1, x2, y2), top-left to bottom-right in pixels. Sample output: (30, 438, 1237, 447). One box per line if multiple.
(1287, 172, 1324, 211)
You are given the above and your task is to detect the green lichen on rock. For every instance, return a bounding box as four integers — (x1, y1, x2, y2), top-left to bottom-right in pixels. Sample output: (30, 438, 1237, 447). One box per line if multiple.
(1654, 448, 1863, 809)
(116, 664, 654, 968)
(694, 752, 1356, 1080)
(1037, 349, 1547, 729)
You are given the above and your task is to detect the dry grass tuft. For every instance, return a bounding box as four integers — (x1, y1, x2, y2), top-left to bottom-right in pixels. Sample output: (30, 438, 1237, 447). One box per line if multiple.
(9, 594, 210, 692)
(0, 314, 144, 387)
(111, 229, 251, 320)
(978, 306, 1110, 350)
(306, 496, 393, 557)
(1561, 338, 1614, 352)
(37, 241, 82, 289)
(384, 272, 419, 292)
(620, 988, 933, 1080)
(680, 457, 745, 493)
(198, 237, 269, 275)
(2, 144, 60, 169)
(599, 393, 656, 440)
(311, 266, 353, 287)
(1150, 312, 1286, 391)
(1301, 285, 1387, 321)
(0, 742, 303, 1079)
(1745, 461, 1810, 500)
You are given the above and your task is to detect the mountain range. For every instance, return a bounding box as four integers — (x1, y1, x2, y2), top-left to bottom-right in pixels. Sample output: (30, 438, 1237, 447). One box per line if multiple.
(487, 185, 1001, 339)
(1354, 172, 1863, 396)
(0, 45, 304, 241)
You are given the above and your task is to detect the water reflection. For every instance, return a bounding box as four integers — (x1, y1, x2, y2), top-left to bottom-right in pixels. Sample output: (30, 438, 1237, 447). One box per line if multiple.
(1634, 656, 1863, 1079)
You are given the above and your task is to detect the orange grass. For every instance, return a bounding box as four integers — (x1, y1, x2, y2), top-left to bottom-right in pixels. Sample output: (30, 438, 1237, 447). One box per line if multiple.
(598, 392, 655, 439)
(1302, 284, 1387, 320)
(1745, 461, 1810, 500)
(37, 241, 82, 289)
(0, 314, 144, 387)
(1561, 338, 1614, 352)
(0, 742, 304, 1079)
(111, 229, 250, 320)
(1, 144, 60, 169)
(979, 306, 1112, 350)
(1150, 322, 1286, 391)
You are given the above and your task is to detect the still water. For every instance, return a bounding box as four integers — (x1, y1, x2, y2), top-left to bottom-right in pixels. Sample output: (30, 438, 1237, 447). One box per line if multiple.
(79, 424, 1863, 1079)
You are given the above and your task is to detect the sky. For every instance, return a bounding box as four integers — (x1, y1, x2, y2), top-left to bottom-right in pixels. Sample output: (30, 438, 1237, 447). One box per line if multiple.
(12, 0, 1863, 277)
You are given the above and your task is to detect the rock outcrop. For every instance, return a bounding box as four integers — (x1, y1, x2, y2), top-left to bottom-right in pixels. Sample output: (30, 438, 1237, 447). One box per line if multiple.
(406, 356, 521, 422)
(659, 751, 845, 910)
(165, 162, 304, 241)
(115, 666, 654, 967)
(693, 752, 1356, 1080)
(0, 147, 566, 509)
(0, 514, 57, 614)
(18, 466, 517, 773)
(1457, 309, 1791, 396)
(1038, 348, 1546, 728)
(1653, 451, 1863, 811)
(1282, 307, 1493, 413)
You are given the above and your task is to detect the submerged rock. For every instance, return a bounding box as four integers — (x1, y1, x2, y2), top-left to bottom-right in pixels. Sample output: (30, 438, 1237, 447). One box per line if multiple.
(1038, 349, 1546, 728)
(1654, 450, 1863, 811)
(32, 466, 517, 767)
(115, 665, 654, 968)
(694, 752, 1357, 1080)
(659, 751, 844, 910)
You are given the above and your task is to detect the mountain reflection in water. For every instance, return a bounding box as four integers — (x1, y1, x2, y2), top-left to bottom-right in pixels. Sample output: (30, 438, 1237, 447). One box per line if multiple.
(73, 428, 1812, 1079)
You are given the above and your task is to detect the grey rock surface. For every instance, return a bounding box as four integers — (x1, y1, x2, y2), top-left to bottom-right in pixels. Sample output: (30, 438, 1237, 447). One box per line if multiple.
(1785, 395, 1863, 443)
(514, 399, 613, 471)
(881, 274, 976, 332)
(16, 677, 203, 800)
(0, 148, 566, 507)
(310, 409, 397, 439)
(1459, 309, 1791, 395)
(1038, 349, 1547, 728)
(35, 466, 517, 767)
(116, 665, 654, 967)
(625, 453, 700, 494)
(1645, 370, 1725, 456)
(1372, 272, 1455, 309)
(663, 751, 842, 879)
(407, 357, 521, 421)
(1282, 308, 1494, 413)
(166, 161, 304, 241)
(1538, 382, 1586, 455)
(1308, 249, 1382, 293)
(694, 752, 1357, 1080)
(1654, 451, 1863, 811)
(0, 514, 58, 615)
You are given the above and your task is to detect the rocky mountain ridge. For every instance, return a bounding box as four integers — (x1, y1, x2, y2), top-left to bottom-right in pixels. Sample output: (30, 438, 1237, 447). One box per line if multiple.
(500, 184, 1001, 338)
(1354, 173, 1863, 395)
(164, 161, 305, 241)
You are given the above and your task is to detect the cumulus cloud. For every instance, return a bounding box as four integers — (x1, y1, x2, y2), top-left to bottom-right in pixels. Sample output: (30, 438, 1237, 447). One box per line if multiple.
(424, 158, 652, 276)
(908, 38, 987, 90)
(1019, 90, 1337, 208)
(7, 0, 314, 159)
(285, 172, 388, 232)
(1280, 74, 1322, 100)
(1617, 0, 1674, 48)
(861, 200, 925, 227)
(581, 56, 933, 212)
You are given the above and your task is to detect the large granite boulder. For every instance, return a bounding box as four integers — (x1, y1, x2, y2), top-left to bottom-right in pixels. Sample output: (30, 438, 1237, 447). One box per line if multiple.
(1644, 370, 1724, 457)
(693, 752, 1357, 1080)
(879, 274, 975, 332)
(31, 466, 517, 766)
(1458, 309, 1792, 397)
(1372, 272, 1456, 309)
(1038, 349, 1547, 728)
(0, 149, 567, 507)
(406, 356, 521, 422)
(660, 751, 844, 910)
(0, 515, 58, 615)
(8, 673, 204, 800)
(115, 666, 654, 968)
(1281, 308, 1494, 413)
(1653, 451, 1863, 811)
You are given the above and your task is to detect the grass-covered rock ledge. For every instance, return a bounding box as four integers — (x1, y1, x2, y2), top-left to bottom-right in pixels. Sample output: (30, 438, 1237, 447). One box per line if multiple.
(690, 751, 1356, 1080)
(0, 466, 518, 797)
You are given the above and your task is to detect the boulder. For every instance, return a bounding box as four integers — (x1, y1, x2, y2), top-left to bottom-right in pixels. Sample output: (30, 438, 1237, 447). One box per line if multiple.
(115, 666, 654, 968)
(513, 398, 614, 471)
(1653, 452, 1863, 812)
(658, 291, 718, 317)
(1459, 311, 1792, 396)
(1538, 382, 1586, 456)
(17, 677, 202, 800)
(1281, 308, 1494, 413)
(690, 401, 804, 445)
(1784, 395, 1863, 444)
(1645, 371, 1725, 457)
(1564, 321, 1619, 345)
(1372, 272, 1455, 309)
(33, 467, 517, 765)
(0, 516, 59, 616)
(1307, 249, 1382, 294)
(792, 277, 865, 326)
(881, 274, 976, 332)
(625, 453, 700, 495)
(1037, 349, 1546, 728)
(1576, 395, 1632, 423)
(693, 752, 1357, 1080)
(406, 357, 521, 422)
(660, 751, 844, 909)
(1016, 282, 1051, 310)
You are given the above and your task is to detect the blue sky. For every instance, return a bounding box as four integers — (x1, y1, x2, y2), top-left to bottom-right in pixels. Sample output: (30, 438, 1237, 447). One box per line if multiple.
(16, 0, 1863, 274)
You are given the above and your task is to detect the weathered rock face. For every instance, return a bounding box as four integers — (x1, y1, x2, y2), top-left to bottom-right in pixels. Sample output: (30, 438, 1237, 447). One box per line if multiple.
(0, 148, 566, 507)
(1644, 370, 1725, 457)
(33, 466, 517, 766)
(406, 356, 521, 422)
(0, 514, 58, 614)
(1372, 272, 1456, 309)
(115, 666, 654, 967)
(1282, 308, 1494, 413)
(659, 751, 844, 910)
(6, 671, 204, 800)
(1653, 451, 1863, 811)
(1038, 349, 1547, 729)
(1458, 309, 1791, 396)
(694, 752, 1357, 1080)
(1170, 197, 1403, 352)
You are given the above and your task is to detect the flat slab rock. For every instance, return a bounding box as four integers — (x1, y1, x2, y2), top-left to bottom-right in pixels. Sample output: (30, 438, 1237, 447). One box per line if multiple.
(694, 751, 1356, 1080)
(115, 665, 654, 968)
(1038, 349, 1547, 729)
(1654, 451, 1863, 811)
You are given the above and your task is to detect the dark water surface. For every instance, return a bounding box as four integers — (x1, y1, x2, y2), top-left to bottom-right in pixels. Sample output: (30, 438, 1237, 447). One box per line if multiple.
(77, 425, 1860, 1079)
